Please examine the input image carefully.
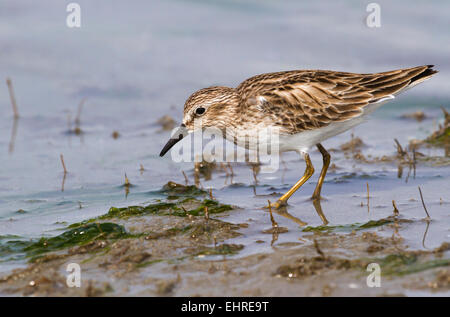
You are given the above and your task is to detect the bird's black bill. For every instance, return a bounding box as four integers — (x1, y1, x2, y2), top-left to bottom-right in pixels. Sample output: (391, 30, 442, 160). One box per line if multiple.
(159, 128, 185, 157)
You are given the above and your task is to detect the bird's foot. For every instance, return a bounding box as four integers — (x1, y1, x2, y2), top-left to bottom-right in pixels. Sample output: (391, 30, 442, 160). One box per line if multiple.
(265, 199, 287, 210)
(310, 195, 327, 201)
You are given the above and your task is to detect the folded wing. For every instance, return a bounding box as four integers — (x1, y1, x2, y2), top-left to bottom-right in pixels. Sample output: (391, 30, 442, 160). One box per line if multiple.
(237, 65, 437, 133)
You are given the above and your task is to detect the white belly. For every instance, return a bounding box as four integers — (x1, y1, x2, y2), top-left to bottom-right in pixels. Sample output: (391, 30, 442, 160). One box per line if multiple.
(225, 97, 392, 154)
(278, 99, 389, 153)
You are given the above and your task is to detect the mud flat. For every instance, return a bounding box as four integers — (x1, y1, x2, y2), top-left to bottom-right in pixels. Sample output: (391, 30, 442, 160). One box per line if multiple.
(0, 181, 448, 296)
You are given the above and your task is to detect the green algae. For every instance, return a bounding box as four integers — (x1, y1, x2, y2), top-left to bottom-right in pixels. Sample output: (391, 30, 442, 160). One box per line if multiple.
(1, 182, 235, 266)
(69, 198, 233, 228)
(375, 253, 450, 276)
(195, 243, 244, 256)
(184, 199, 233, 216)
(158, 181, 206, 197)
(0, 223, 132, 262)
(0, 239, 30, 260)
(105, 198, 231, 218)
(24, 223, 131, 257)
(425, 107, 450, 148)
(68, 182, 233, 228)
(302, 217, 394, 233)
(135, 259, 164, 268)
(426, 126, 450, 146)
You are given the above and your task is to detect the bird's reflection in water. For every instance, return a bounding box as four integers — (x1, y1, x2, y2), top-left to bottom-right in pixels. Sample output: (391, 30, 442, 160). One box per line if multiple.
(264, 199, 329, 245)
(312, 199, 329, 225)
(271, 198, 329, 227)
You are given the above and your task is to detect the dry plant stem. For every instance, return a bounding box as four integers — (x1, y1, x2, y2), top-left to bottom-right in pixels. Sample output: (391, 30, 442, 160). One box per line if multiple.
(194, 163, 200, 187)
(182, 171, 188, 185)
(394, 138, 412, 164)
(59, 154, 68, 192)
(227, 163, 234, 177)
(124, 173, 130, 186)
(252, 165, 258, 184)
(75, 98, 86, 126)
(366, 182, 370, 213)
(392, 200, 399, 215)
(313, 239, 325, 258)
(8, 118, 18, 154)
(61, 173, 66, 192)
(394, 138, 406, 157)
(204, 206, 209, 221)
(422, 220, 430, 249)
(6, 78, 19, 118)
(418, 186, 431, 220)
(267, 200, 278, 227)
(67, 114, 72, 131)
(209, 188, 214, 200)
(60, 154, 68, 174)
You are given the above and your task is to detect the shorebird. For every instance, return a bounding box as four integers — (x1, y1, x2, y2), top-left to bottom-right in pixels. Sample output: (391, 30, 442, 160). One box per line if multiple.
(160, 65, 437, 209)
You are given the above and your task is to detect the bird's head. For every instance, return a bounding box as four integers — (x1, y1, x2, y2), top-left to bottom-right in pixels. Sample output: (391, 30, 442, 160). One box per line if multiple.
(160, 86, 240, 157)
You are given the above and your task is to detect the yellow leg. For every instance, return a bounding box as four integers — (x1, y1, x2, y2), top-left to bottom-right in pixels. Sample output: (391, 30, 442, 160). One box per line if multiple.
(269, 152, 314, 209)
(311, 143, 330, 201)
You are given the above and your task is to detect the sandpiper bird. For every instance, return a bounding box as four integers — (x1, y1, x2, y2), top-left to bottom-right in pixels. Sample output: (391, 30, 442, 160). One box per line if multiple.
(160, 65, 437, 209)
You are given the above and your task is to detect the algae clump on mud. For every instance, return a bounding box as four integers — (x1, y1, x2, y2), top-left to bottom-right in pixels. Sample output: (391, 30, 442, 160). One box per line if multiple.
(425, 107, 450, 149)
(1, 182, 236, 264)
(0, 223, 131, 261)
(302, 216, 397, 233)
(69, 182, 234, 228)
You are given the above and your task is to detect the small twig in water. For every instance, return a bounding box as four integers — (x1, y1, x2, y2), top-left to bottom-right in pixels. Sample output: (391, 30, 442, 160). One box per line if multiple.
(366, 182, 370, 213)
(8, 117, 19, 154)
(227, 163, 234, 177)
(182, 171, 188, 185)
(61, 173, 66, 192)
(418, 186, 431, 220)
(6, 78, 19, 118)
(74, 98, 86, 126)
(73, 98, 86, 135)
(422, 220, 430, 249)
(123, 173, 130, 198)
(204, 206, 209, 221)
(394, 138, 405, 157)
(60, 154, 68, 174)
(60, 154, 67, 192)
(392, 200, 399, 216)
(209, 188, 214, 200)
(67, 113, 72, 132)
(267, 200, 278, 228)
(313, 239, 325, 258)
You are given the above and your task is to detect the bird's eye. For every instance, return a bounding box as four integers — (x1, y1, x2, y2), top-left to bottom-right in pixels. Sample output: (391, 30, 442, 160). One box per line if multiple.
(195, 107, 206, 115)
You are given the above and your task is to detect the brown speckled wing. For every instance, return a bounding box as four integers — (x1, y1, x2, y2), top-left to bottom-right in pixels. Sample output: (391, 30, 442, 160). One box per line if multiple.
(237, 65, 437, 134)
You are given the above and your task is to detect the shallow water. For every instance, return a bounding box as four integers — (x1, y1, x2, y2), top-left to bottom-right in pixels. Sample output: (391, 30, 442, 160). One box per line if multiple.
(0, 0, 449, 280)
